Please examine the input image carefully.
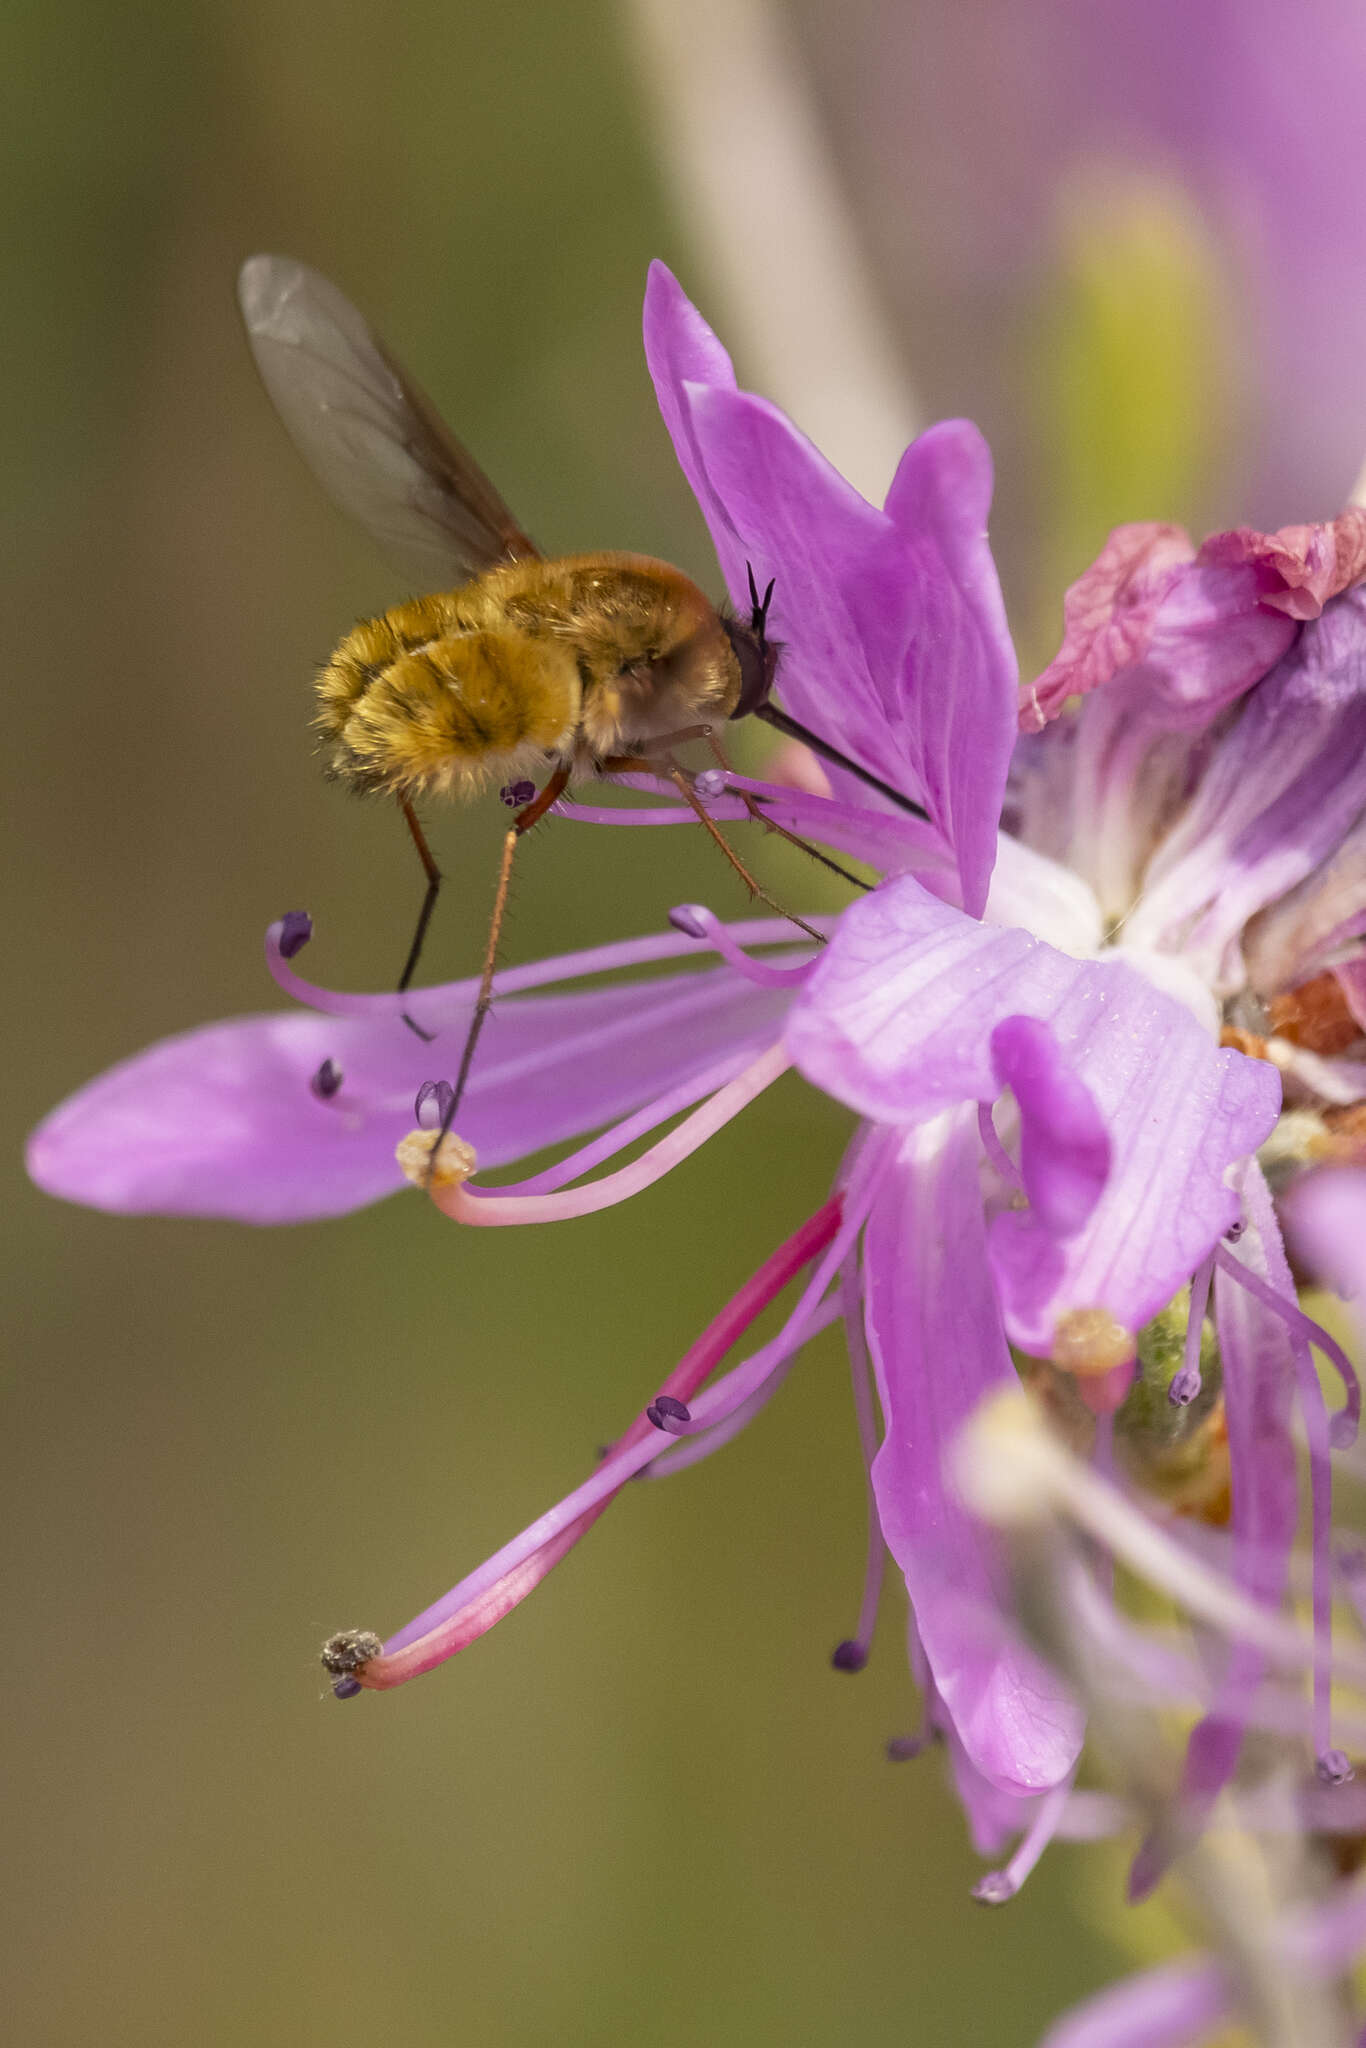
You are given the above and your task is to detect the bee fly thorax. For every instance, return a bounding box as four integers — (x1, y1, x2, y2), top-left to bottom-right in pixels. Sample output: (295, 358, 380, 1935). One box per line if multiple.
(566, 567, 745, 758)
(315, 597, 580, 801)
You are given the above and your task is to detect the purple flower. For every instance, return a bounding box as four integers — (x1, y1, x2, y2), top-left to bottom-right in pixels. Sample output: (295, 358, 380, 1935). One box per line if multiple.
(27, 267, 1366, 1891)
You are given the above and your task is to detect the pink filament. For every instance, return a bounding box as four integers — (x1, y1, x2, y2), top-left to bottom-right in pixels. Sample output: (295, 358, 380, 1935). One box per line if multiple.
(640, 1297, 843, 1475)
(638, 1171, 880, 1443)
(670, 905, 815, 987)
(1185, 1253, 1214, 1389)
(264, 911, 825, 1021)
(355, 1197, 846, 1689)
(432, 1042, 792, 1226)
(838, 1251, 886, 1665)
(504, 1046, 764, 1198)
(1215, 1243, 1339, 1760)
(973, 1770, 1077, 1903)
(1210, 1247, 1360, 1447)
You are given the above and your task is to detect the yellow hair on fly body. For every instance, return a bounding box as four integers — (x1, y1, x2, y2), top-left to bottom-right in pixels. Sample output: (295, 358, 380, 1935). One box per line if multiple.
(315, 594, 580, 801)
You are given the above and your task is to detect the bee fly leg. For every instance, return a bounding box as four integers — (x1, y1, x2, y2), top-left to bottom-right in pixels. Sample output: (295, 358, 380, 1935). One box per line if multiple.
(598, 744, 824, 941)
(397, 799, 443, 1040)
(702, 731, 870, 896)
(423, 762, 572, 1180)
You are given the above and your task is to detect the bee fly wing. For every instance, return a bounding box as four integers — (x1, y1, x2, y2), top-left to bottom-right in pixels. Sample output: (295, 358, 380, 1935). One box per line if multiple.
(237, 254, 541, 589)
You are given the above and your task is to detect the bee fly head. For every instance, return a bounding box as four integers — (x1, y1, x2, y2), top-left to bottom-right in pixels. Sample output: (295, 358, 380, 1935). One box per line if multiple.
(724, 564, 780, 719)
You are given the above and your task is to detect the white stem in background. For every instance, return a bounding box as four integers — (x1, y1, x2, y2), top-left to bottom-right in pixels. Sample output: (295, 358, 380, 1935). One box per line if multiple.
(622, 0, 918, 502)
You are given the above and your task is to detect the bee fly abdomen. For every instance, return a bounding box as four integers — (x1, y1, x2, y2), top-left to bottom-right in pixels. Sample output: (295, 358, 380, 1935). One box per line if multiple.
(315, 592, 581, 801)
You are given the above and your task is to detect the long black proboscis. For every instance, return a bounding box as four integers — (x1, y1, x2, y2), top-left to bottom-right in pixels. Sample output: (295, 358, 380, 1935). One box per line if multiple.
(753, 703, 931, 824)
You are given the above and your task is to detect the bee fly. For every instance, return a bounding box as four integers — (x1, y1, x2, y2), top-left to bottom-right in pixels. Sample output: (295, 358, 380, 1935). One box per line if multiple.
(237, 256, 927, 1142)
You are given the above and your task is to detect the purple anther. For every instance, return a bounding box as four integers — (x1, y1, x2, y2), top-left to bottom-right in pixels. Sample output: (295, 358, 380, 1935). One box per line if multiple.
(310, 1058, 343, 1101)
(971, 1872, 1017, 1907)
(278, 910, 313, 959)
(501, 779, 537, 808)
(1225, 1218, 1246, 1243)
(1317, 1748, 1355, 1786)
(668, 904, 709, 939)
(646, 1393, 691, 1435)
(886, 1734, 927, 1763)
(332, 1675, 362, 1700)
(694, 768, 728, 801)
(414, 1079, 456, 1129)
(1169, 1366, 1202, 1407)
(830, 1639, 868, 1673)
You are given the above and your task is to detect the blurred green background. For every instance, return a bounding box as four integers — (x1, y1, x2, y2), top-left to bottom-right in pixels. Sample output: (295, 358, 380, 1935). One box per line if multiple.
(1, 0, 1256, 2040)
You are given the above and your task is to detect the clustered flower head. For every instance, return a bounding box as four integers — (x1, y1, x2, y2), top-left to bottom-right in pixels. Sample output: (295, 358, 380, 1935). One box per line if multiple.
(29, 264, 1366, 2030)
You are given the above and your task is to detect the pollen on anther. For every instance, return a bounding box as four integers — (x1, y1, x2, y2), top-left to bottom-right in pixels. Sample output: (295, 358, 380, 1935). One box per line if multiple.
(694, 768, 728, 801)
(321, 1628, 382, 1682)
(396, 1127, 477, 1190)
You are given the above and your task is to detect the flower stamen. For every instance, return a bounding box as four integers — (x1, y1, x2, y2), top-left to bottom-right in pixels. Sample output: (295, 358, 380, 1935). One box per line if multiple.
(668, 903, 815, 986)
(1169, 1253, 1215, 1407)
(332, 1197, 847, 1694)
(972, 1772, 1078, 1905)
(399, 1041, 792, 1225)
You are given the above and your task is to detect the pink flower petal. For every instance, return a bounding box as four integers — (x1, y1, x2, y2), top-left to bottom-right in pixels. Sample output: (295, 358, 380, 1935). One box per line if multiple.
(1288, 1166, 1366, 1302)
(1026, 523, 1297, 736)
(862, 1114, 1083, 1792)
(1128, 587, 1366, 985)
(880, 418, 1020, 915)
(1133, 563, 1297, 726)
(1197, 507, 1366, 619)
(787, 875, 1281, 1351)
(990, 1015, 1109, 1238)
(1024, 522, 1193, 730)
(1039, 1958, 1227, 2048)
(26, 967, 790, 1223)
(641, 260, 742, 558)
(645, 264, 1017, 916)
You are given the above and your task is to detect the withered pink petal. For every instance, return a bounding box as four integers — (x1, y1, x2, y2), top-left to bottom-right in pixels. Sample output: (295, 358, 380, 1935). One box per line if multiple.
(1022, 522, 1192, 731)
(1197, 508, 1366, 619)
